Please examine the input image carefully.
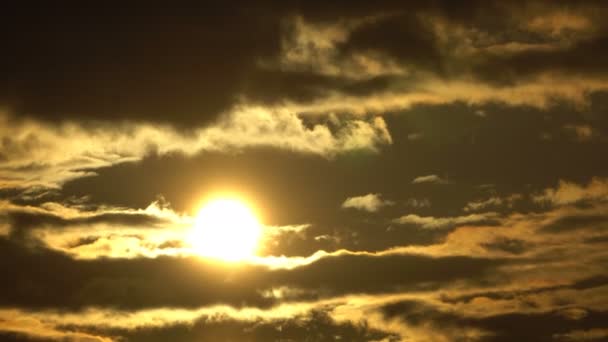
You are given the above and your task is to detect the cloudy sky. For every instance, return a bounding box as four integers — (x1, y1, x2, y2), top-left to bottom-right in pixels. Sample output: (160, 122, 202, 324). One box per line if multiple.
(2, 2, 608, 341)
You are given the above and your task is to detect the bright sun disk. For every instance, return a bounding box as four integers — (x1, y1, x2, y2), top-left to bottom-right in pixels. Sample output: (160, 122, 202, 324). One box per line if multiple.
(188, 198, 262, 262)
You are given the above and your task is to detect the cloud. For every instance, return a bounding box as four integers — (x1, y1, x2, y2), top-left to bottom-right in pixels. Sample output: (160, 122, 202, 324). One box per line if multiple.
(526, 11, 593, 37)
(0, 237, 273, 310)
(3, 2, 608, 194)
(464, 197, 504, 212)
(341, 193, 394, 212)
(0, 233, 502, 310)
(406, 198, 431, 209)
(280, 74, 608, 118)
(387, 197, 608, 314)
(399, 200, 608, 259)
(3, 2, 608, 130)
(464, 194, 523, 212)
(407, 132, 424, 140)
(540, 213, 608, 234)
(480, 237, 530, 255)
(0, 4, 286, 126)
(0, 109, 392, 189)
(0, 308, 398, 342)
(276, 15, 407, 81)
(15, 295, 608, 342)
(412, 174, 448, 184)
(1, 198, 324, 262)
(0, 304, 402, 342)
(106, 310, 395, 342)
(380, 299, 608, 342)
(2, 3, 608, 341)
(0, 198, 191, 257)
(261, 5, 608, 115)
(393, 213, 499, 230)
(563, 124, 596, 141)
(2, 191, 608, 340)
(0, 316, 111, 342)
(554, 328, 608, 341)
(533, 177, 608, 206)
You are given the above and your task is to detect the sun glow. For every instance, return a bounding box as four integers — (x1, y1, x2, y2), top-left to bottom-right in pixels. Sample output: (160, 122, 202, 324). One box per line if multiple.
(188, 198, 262, 262)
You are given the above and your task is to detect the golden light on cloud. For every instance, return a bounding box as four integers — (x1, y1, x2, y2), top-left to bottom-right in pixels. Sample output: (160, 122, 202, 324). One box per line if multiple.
(188, 198, 262, 262)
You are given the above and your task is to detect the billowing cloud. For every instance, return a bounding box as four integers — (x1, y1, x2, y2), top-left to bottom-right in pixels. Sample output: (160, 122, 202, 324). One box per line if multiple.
(0, 109, 392, 189)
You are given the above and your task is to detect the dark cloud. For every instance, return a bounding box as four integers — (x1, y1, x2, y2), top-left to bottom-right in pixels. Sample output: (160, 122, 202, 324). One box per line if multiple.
(439, 273, 608, 307)
(261, 221, 442, 257)
(5, 210, 167, 242)
(0, 187, 59, 206)
(65, 236, 103, 249)
(474, 34, 608, 85)
(481, 237, 531, 255)
(542, 214, 608, 233)
(0, 237, 272, 310)
(3, 1, 608, 128)
(339, 13, 442, 71)
(2, 2, 608, 341)
(0, 334, 53, 342)
(269, 253, 501, 295)
(0, 2, 424, 125)
(381, 299, 608, 342)
(570, 275, 608, 291)
(0, 3, 284, 126)
(0, 237, 500, 310)
(474, 310, 608, 342)
(584, 235, 608, 244)
(78, 310, 398, 342)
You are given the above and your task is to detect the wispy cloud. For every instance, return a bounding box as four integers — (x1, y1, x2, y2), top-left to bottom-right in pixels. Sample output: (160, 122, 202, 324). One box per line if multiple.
(342, 193, 394, 212)
(393, 213, 498, 229)
(533, 177, 608, 206)
(412, 174, 449, 185)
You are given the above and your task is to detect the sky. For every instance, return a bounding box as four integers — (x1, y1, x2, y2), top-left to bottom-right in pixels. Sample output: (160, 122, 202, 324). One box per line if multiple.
(2, 1, 608, 341)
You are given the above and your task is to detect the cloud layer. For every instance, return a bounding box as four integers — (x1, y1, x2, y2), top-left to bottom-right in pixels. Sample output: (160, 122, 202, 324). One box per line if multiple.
(2, 1, 608, 341)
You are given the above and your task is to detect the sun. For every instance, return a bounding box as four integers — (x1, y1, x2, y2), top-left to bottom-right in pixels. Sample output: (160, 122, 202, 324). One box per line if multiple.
(188, 198, 262, 262)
